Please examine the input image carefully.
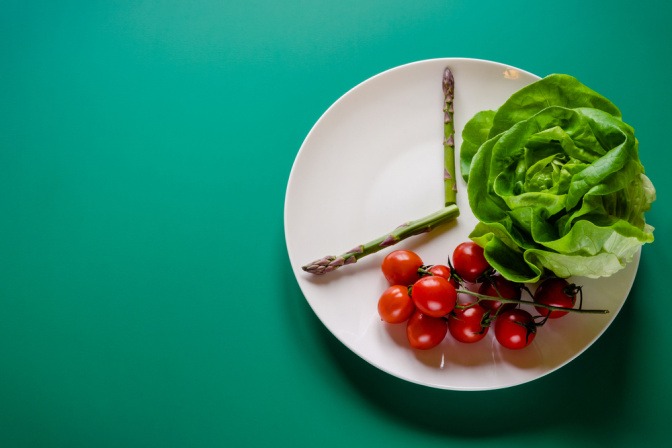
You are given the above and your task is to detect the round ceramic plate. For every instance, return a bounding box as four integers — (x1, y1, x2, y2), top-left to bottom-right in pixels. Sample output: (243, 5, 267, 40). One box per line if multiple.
(284, 58, 639, 391)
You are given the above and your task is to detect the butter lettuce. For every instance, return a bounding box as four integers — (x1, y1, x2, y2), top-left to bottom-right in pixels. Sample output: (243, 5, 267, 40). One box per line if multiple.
(460, 74, 655, 283)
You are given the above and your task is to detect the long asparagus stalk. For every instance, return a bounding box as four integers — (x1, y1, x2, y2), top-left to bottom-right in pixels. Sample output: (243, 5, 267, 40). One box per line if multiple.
(443, 67, 457, 206)
(302, 204, 459, 275)
(302, 66, 460, 275)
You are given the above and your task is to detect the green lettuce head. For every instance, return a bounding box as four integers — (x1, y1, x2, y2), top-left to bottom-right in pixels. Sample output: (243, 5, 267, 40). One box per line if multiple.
(460, 74, 655, 283)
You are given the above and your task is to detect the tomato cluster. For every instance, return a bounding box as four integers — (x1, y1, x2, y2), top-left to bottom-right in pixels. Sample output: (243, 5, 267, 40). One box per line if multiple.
(377, 243, 581, 351)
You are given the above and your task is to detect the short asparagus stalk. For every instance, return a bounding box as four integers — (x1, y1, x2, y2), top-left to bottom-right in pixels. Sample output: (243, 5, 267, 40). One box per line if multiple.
(443, 67, 457, 206)
(302, 204, 460, 275)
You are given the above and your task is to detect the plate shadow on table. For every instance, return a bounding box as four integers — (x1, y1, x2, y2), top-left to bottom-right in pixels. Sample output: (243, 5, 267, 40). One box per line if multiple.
(282, 236, 643, 439)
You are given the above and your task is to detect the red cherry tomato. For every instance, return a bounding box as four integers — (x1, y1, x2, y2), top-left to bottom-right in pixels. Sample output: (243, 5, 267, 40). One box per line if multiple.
(411, 276, 457, 318)
(494, 309, 536, 350)
(406, 311, 448, 350)
(377, 285, 415, 324)
(427, 264, 460, 288)
(447, 304, 490, 343)
(381, 250, 423, 286)
(478, 274, 521, 314)
(534, 277, 578, 319)
(452, 242, 490, 283)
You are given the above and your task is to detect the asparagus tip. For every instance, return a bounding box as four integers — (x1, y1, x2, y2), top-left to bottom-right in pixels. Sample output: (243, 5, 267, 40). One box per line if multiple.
(302, 256, 349, 275)
(443, 67, 454, 97)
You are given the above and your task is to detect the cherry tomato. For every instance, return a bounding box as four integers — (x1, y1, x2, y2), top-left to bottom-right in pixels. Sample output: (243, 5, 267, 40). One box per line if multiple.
(427, 264, 460, 288)
(452, 242, 490, 283)
(534, 277, 578, 319)
(381, 250, 423, 286)
(447, 304, 490, 343)
(377, 285, 415, 324)
(478, 274, 521, 314)
(406, 311, 448, 350)
(411, 276, 457, 318)
(494, 309, 536, 350)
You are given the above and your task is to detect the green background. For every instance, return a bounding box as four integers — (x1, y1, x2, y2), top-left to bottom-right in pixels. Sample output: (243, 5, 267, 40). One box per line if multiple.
(1, 1, 670, 446)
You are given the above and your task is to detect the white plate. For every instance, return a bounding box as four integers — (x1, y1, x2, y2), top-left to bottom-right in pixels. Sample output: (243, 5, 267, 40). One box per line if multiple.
(284, 58, 638, 391)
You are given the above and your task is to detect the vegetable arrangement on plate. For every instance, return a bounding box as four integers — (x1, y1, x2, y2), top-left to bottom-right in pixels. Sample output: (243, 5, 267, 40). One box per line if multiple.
(302, 66, 655, 352)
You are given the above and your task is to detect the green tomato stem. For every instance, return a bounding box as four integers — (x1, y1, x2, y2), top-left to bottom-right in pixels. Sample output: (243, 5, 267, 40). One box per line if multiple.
(456, 289, 609, 315)
(302, 204, 460, 275)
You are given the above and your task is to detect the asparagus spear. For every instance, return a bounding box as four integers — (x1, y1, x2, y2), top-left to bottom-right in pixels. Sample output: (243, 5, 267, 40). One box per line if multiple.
(302, 204, 460, 275)
(302, 66, 460, 275)
(443, 67, 457, 206)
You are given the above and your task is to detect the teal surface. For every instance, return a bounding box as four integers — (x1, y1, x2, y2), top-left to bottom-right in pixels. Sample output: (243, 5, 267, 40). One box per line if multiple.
(1, 1, 671, 447)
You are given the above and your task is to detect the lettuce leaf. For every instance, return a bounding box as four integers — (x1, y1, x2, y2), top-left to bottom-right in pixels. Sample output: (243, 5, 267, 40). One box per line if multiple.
(461, 74, 655, 283)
